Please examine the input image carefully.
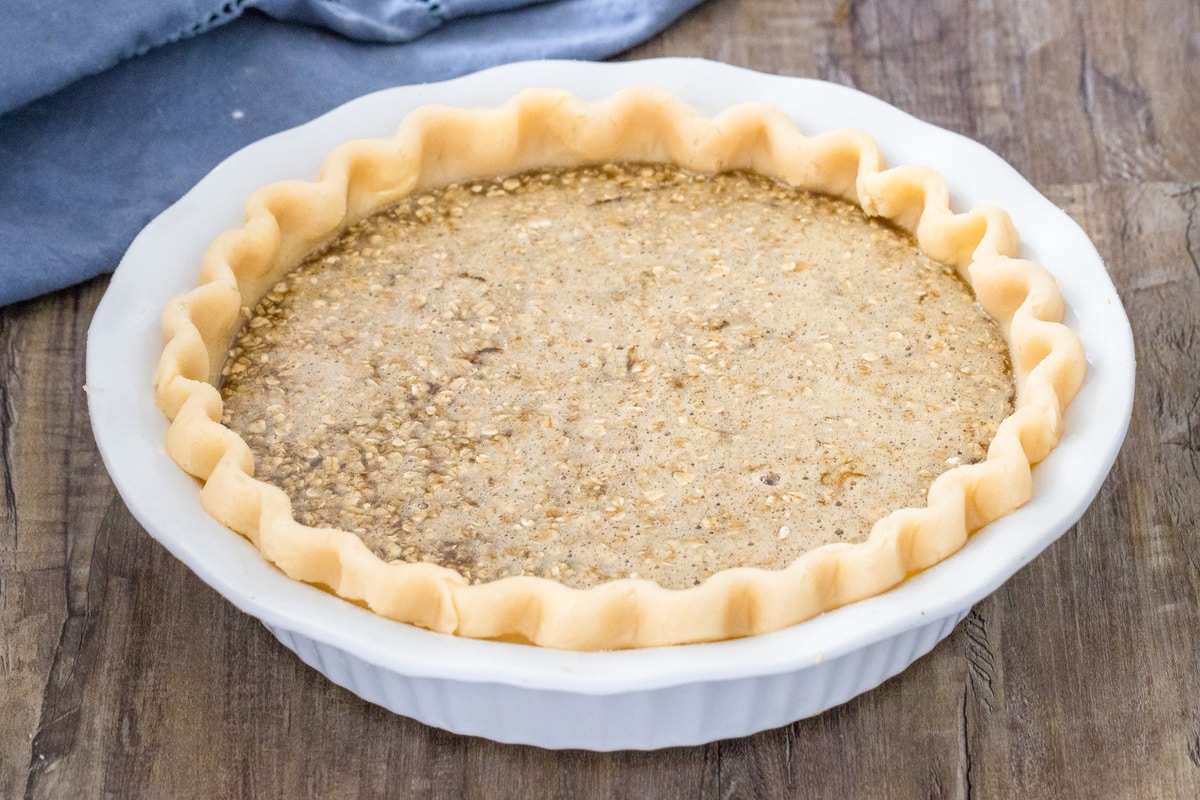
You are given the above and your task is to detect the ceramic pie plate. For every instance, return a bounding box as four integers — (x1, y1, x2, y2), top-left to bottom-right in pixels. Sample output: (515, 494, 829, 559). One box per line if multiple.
(86, 58, 1134, 750)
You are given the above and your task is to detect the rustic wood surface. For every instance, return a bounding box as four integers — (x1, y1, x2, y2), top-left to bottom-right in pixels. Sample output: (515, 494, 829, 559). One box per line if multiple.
(2, 0, 1198, 797)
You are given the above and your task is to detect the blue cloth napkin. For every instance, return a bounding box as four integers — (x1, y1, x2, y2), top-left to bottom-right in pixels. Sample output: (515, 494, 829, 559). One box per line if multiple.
(0, 0, 704, 306)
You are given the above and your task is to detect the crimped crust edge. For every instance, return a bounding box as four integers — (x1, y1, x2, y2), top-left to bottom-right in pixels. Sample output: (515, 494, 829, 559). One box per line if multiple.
(153, 87, 1086, 650)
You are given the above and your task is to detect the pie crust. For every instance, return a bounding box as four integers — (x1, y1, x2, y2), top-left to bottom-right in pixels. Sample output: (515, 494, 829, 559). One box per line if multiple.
(154, 88, 1086, 650)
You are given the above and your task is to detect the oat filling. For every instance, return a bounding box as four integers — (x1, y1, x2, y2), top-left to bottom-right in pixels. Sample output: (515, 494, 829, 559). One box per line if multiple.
(219, 163, 1014, 590)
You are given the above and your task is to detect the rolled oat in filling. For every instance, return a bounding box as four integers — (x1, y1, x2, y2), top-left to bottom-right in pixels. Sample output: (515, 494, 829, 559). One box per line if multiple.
(219, 163, 1014, 590)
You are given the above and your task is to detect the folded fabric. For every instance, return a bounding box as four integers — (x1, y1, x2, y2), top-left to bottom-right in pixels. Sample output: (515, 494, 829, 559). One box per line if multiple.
(0, 0, 704, 306)
(0, 0, 570, 116)
(258, 0, 563, 44)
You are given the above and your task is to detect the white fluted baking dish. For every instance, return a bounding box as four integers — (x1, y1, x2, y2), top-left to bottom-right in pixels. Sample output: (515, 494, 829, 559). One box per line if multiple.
(87, 58, 1134, 750)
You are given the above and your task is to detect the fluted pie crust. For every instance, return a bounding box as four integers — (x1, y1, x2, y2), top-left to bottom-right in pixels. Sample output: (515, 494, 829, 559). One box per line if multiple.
(154, 88, 1086, 650)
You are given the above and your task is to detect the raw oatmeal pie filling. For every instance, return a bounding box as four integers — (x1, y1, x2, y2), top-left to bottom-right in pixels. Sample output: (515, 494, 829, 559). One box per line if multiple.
(220, 163, 1013, 591)
(155, 88, 1086, 649)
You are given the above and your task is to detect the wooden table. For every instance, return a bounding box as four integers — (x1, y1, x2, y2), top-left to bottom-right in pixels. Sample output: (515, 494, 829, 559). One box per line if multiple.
(3, 0, 1198, 796)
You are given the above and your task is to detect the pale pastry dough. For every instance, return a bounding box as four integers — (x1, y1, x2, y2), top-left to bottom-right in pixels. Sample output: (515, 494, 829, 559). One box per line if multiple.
(154, 88, 1086, 650)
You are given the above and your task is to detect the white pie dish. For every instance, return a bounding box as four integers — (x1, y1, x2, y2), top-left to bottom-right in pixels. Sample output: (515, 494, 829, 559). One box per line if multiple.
(86, 58, 1134, 750)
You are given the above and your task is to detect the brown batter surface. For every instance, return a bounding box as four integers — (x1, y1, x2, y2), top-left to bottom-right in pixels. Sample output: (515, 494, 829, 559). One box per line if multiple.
(220, 163, 1013, 590)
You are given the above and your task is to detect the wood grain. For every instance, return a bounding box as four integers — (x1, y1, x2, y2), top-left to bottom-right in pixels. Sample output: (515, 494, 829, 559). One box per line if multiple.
(3, 0, 1198, 797)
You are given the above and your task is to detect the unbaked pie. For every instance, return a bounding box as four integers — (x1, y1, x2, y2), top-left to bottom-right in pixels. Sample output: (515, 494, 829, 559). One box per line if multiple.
(154, 88, 1085, 649)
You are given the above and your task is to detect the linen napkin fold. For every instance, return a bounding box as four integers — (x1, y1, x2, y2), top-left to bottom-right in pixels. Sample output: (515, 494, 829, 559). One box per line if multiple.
(0, 0, 577, 115)
(0, 0, 705, 306)
(258, 0, 561, 43)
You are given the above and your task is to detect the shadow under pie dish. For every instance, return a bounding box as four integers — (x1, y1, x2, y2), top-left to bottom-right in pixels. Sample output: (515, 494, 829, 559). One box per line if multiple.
(153, 86, 1086, 651)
